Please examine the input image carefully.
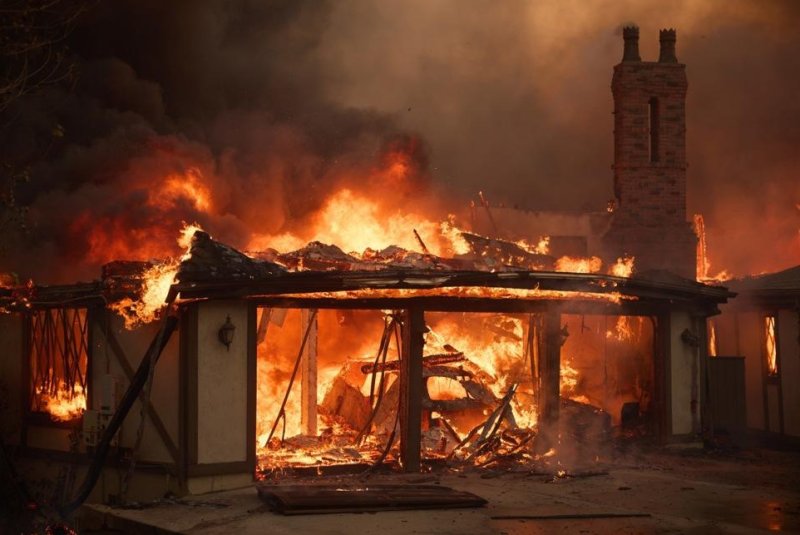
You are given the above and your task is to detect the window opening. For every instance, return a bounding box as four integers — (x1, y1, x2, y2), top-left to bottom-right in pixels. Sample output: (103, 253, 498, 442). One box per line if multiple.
(28, 308, 89, 421)
(764, 315, 778, 377)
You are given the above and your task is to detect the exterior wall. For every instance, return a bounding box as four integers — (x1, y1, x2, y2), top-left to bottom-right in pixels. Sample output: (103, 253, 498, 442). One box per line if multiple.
(778, 309, 800, 437)
(669, 310, 699, 435)
(714, 306, 800, 438)
(2, 308, 184, 504)
(91, 312, 181, 465)
(194, 301, 250, 465)
(603, 28, 697, 278)
(0, 313, 24, 444)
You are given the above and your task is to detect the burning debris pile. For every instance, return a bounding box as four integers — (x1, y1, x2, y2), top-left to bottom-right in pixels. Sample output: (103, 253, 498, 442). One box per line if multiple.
(253, 306, 619, 475)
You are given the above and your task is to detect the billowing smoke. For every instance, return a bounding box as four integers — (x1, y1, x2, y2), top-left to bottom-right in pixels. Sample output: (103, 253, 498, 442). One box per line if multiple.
(316, 0, 800, 275)
(0, 0, 433, 283)
(1, 0, 798, 282)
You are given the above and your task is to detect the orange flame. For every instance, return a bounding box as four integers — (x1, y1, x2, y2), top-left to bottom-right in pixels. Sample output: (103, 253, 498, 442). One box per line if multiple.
(609, 256, 635, 277)
(606, 316, 635, 341)
(764, 316, 777, 376)
(555, 256, 603, 273)
(248, 188, 467, 258)
(110, 223, 201, 329)
(37, 382, 86, 422)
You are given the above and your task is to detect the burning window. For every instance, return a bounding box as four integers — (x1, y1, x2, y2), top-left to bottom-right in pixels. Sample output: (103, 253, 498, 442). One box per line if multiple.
(764, 315, 778, 377)
(28, 308, 89, 421)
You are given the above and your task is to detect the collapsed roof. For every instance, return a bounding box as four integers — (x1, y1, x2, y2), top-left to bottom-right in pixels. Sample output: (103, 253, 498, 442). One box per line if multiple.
(1, 230, 734, 315)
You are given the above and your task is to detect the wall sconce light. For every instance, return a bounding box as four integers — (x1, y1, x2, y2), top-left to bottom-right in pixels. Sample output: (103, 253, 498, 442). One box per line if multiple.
(681, 328, 699, 348)
(218, 315, 235, 351)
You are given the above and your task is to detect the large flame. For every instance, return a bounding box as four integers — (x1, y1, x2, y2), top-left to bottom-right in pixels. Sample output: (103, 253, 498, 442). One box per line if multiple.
(694, 213, 733, 283)
(110, 223, 201, 329)
(248, 188, 468, 258)
(37, 382, 86, 422)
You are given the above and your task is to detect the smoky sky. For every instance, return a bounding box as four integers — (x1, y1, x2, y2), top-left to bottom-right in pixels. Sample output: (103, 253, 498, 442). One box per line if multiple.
(1, 0, 799, 282)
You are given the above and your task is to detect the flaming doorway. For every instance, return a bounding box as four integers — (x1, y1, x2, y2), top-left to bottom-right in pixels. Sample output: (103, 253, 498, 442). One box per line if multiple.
(252, 303, 661, 474)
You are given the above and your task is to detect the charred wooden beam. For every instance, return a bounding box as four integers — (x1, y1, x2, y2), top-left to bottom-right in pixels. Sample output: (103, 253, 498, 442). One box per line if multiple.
(300, 309, 318, 436)
(537, 309, 562, 451)
(361, 352, 464, 374)
(399, 307, 425, 472)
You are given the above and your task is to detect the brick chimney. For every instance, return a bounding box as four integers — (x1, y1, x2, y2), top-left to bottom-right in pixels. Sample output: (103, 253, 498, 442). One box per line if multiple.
(603, 27, 697, 279)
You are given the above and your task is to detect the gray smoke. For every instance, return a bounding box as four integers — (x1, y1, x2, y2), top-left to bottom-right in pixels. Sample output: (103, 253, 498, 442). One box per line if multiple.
(1, 0, 798, 282)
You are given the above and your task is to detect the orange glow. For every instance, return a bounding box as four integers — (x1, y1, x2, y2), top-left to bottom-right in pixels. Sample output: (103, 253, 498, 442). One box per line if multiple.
(694, 213, 734, 283)
(606, 316, 635, 341)
(439, 217, 472, 255)
(425, 315, 537, 431)
(158, 167, 213, 212)
(110, 223, 201, 329)
(555, 256, 603, 273)
(560, 358, 579, 393)
(268, 286, 632, 304)
(36, 382, 86, 422)
(516, 235, 550, 255)
(609, 256, 635, 277)
(708, 320, 717, 357)
(69, 166, 215, 268)
(255, 309, 391, 465)
(764, 316, 777, 376)
(248, 188, 466, 258)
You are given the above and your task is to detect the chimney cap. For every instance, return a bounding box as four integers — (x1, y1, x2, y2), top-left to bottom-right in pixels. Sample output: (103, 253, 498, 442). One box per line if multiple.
(622, 25, 641, 62)
(659, 28, 678, 63)
(659, 28, 677, 40)
(623, 25, 640, 37)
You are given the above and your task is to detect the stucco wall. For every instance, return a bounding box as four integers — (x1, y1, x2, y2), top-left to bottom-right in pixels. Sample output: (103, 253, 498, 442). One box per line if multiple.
(91, 312, 181, 464)
(195, 301, 249, 464)
(669, 310, 698, 435)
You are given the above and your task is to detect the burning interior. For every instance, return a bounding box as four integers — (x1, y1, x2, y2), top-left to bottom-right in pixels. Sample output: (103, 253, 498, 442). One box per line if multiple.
(0, 225, 731, 506)
(3, 25, 776, 519)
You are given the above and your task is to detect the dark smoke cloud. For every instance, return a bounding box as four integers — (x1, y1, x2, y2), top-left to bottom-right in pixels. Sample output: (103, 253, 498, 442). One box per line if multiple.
(316, 0, 800, 274)
(1, 0, 798, 282)
(0, 0, 429, 282)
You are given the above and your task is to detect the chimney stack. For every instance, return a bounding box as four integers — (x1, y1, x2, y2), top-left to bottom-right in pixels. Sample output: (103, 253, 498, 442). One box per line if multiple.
(622, 26, 641, 62)
(659, 29, 678, 63)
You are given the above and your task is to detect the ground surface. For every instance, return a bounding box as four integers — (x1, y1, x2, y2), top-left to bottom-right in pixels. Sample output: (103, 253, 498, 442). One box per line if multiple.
(78, 446, 800, 534)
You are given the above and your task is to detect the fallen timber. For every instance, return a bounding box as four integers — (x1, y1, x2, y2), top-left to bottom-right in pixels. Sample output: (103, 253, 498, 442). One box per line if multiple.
(360, 352, 465, 374)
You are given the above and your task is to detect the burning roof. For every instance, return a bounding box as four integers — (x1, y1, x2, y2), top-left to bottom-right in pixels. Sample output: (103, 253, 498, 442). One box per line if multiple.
(1, 229, 734, 320)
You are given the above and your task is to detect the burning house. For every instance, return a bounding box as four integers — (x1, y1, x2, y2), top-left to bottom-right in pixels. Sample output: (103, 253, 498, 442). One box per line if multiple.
(5, 21, 783, 523)
(0, 222, 732, 506)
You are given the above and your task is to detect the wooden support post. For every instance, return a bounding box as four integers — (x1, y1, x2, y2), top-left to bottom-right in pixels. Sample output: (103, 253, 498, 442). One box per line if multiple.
(300, 309, 318, 436)
(537, 308, 561, 450)
(400, 307, 425, 472)
(526, 314, 540, 411)
(653, 312, 670, 442)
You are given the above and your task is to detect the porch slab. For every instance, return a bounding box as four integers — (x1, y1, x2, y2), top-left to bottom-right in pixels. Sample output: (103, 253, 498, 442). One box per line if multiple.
(76, 447, 800, 534)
